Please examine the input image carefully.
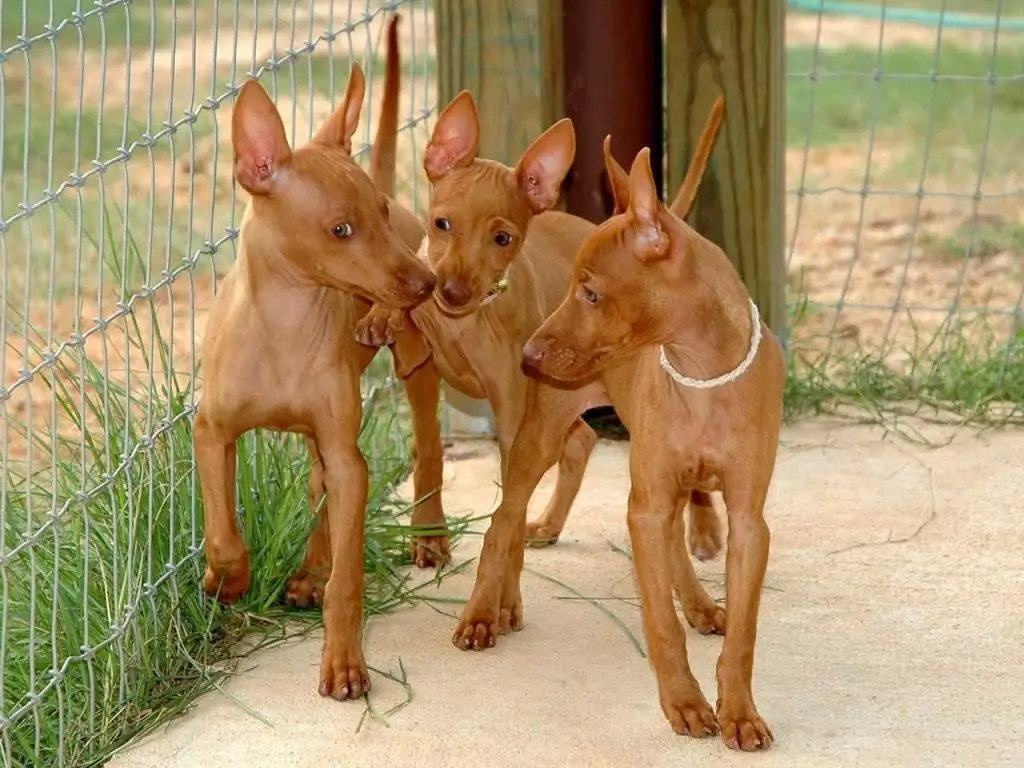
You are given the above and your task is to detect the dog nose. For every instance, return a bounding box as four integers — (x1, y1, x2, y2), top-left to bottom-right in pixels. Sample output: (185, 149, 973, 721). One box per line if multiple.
(440, 278, 472, 307)
(522, 342, 545, 369)
(408, 271, 437, 298)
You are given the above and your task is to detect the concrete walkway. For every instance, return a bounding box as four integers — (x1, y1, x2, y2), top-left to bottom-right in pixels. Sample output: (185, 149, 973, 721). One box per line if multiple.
(107, 420, 1024, 768)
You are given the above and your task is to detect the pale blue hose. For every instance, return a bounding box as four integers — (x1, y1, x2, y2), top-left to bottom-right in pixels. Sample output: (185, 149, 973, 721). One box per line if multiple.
(786, 0, 1024, 31)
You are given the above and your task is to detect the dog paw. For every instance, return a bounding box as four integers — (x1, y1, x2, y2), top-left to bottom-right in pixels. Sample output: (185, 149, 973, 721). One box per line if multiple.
(718, 700, 774, 751)
(683, 600, 726, 636)
(661, 685, 720, 739)
(318, 644, 371, 701)
(524, 520, 560, 547)
(452, 601, 510, 651)
(202, 555, 251, 605)
(284, 569, 324, 609)
(354, 307, 404, 347)
(411, 534, 450, 568)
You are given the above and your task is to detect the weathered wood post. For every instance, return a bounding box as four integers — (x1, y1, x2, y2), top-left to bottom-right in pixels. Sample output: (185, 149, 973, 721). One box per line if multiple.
(664, 0, 788, 345)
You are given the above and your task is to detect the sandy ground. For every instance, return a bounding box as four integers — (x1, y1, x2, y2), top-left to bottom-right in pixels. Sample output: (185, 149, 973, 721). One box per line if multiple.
(105, 419, 1024, 768)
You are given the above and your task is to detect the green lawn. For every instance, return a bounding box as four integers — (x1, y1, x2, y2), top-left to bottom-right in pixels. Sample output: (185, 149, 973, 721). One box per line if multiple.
(786, 41, 1024, 176)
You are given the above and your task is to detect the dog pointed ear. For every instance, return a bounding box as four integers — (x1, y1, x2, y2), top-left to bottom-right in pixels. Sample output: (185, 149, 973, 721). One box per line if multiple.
(313, 62, 365, 153)
(424, 91, 479, 182)
(515, 118, 575, 214)
(602, 135, 630, 215)
(232, 79, 292, 196)
(627, 148, 668, 260)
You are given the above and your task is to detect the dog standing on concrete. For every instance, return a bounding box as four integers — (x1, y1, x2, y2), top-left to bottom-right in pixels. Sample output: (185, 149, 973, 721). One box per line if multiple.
(193, 16, 447, 703)
(522, 140, 785, 751)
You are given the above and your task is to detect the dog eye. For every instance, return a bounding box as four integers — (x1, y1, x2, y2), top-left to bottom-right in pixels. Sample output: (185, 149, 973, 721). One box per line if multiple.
(494, 230, 512, 247)
(434, 217, 451, 232)
(332, 223, 354, 238)
(581, 285, 601, 305)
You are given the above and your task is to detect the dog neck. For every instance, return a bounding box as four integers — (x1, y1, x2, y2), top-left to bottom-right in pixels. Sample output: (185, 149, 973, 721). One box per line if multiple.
(657, 226, 759, 388)
(237, 207, 341, 322)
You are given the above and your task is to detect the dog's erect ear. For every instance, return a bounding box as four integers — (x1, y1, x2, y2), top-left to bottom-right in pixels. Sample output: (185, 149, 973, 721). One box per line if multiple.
(232, 79, 292, 196)
(424, 91, 479, 182)
(313, 63, 366, 153)
(602, 135, 631, 215)
(515, 118, 575, 214)
(627, 148, 668, 260)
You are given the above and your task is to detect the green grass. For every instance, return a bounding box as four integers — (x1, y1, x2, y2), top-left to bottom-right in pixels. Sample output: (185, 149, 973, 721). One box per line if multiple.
(0, 212, 463, 767)
(783, 304, 1024, 428)
(786, 42, 1024, 161)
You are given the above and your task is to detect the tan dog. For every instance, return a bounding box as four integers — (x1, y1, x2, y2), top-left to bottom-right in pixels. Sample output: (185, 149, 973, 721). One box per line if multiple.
(521, 137, 785, 750)
(193, 15, 448, 703)
(353, 94, 728, 650)
(523, 97, 726, 558)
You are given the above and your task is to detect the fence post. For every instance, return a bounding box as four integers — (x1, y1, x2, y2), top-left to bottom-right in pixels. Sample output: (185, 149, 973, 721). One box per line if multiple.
(435, 0, 563, 165)
(560, 0, 663, 224)
(664, 0, 787, 344)
(434, 0, 563, 435)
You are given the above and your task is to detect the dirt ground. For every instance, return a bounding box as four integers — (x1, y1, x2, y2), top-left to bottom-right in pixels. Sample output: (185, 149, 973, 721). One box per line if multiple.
(105, 419, 1024, 768)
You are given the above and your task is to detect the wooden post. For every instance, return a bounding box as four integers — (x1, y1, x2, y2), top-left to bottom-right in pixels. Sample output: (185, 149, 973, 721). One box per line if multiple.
(664, 0, 787, 345)
(435, 0, 563, 165)
(561, 0, 662, 224)
(433, 0, 564, 435)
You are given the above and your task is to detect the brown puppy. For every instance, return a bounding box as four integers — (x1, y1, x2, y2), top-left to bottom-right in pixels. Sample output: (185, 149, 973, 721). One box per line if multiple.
(524, 96, 727, 559)
(522, 141, 785, 751)
(193, 16, 446, 703)
(354, 94, 729, 649)
(289, 17, 449, 597)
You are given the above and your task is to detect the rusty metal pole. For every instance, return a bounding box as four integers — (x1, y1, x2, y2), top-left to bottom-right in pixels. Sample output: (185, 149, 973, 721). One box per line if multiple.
(561, 0, 664, 223)
(562, 0, 662, 439)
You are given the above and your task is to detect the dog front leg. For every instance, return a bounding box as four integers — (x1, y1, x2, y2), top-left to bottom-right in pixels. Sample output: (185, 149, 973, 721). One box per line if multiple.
(402, 358, 450, 567)
(628, 476, 719, 740)
(195, 409, 250, 604)
(452, 387, 572, 650)
(715, 475, 774, 751)
(315, 410, 371, 701)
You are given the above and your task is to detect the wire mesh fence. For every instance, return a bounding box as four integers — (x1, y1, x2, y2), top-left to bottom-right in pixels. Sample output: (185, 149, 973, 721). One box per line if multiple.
(784, 0, 1024, 410)
(0, 1, 436, 765)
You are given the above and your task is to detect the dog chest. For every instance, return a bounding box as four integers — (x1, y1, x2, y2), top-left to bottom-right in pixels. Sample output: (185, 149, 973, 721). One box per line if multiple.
(674, 449, 723, 493)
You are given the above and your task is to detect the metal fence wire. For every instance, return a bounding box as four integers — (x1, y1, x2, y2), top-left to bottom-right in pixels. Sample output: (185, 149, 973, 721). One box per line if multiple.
(0, 0, 1023, 766)
(785, 1, 1024, 390)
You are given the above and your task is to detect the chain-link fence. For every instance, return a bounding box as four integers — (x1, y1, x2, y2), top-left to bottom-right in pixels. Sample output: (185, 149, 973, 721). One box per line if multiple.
(785, 0, 1024, 411)
(0, 2, 436, 765)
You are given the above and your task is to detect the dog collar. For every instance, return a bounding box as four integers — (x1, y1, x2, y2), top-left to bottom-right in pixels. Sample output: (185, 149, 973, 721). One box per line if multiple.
(659, 298, 762, 390)
(479, 269, 510, 307)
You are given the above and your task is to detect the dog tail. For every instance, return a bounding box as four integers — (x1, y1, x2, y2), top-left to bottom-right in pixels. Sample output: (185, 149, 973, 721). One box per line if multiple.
(371, 13, 401, 198)
(668, 94, 725, 221)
